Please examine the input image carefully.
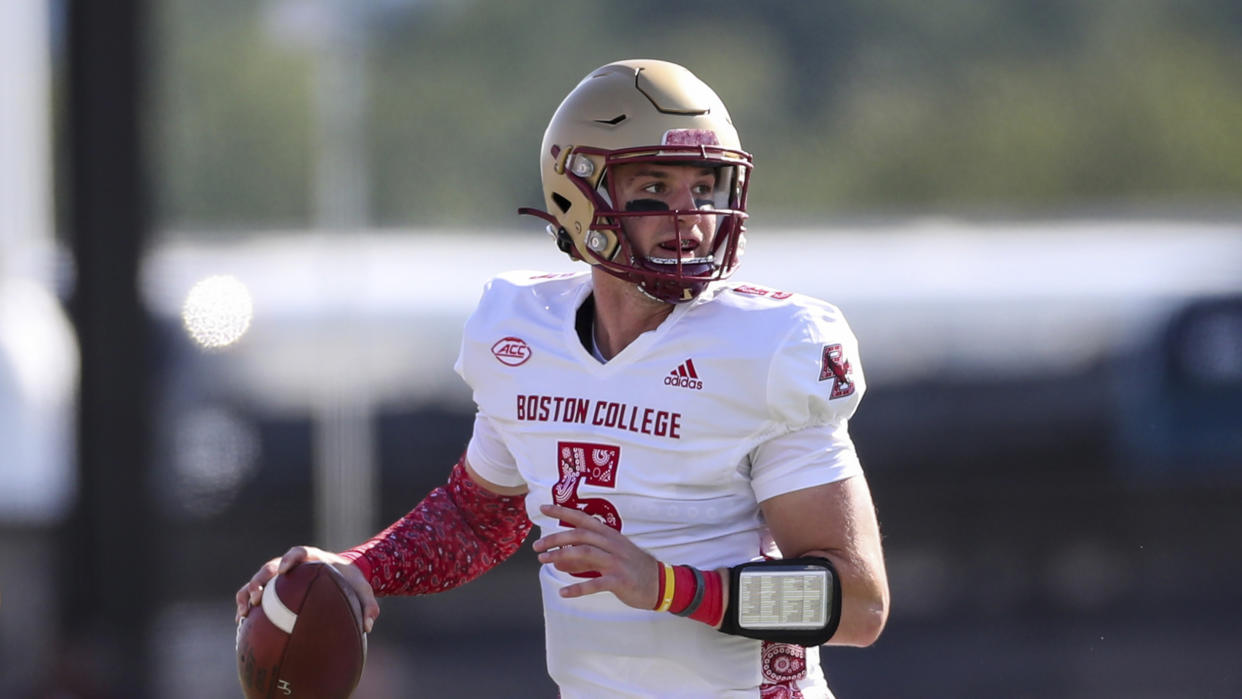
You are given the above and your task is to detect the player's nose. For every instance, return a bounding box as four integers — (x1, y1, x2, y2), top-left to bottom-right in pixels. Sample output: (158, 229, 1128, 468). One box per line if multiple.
(669, 183, 698, 212)
(670, 186, 704, 227)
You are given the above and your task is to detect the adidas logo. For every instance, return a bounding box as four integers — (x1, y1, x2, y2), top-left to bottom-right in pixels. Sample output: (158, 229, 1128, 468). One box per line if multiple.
(664, 359, 703, 391)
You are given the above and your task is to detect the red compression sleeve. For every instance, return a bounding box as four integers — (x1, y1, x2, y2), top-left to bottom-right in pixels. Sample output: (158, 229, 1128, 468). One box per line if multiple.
(340, 456, 531, 596)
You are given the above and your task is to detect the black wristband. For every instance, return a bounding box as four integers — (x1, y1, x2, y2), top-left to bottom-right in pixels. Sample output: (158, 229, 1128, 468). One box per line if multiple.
(672, 566, 706, 617)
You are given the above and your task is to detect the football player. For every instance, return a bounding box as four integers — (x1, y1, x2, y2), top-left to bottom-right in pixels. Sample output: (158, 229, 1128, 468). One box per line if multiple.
(237, 59, 889, 698)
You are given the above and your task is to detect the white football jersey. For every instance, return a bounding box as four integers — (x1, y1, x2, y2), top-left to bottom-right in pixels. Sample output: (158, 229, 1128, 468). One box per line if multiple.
(455, 271, 866, 698)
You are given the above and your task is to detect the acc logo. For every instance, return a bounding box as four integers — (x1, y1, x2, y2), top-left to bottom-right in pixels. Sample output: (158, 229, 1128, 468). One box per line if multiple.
(491, 337, 532, 366)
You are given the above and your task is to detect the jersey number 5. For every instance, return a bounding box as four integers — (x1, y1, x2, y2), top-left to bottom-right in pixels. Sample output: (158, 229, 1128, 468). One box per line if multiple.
(552, 441, 623, 532)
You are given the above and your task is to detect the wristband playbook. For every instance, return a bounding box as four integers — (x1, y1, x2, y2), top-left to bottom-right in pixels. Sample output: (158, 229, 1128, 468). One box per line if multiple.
(717, 556, 841, 647)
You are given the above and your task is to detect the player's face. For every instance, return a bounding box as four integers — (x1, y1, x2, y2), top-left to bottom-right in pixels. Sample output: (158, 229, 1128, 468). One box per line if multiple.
(609, 162, 720, 261)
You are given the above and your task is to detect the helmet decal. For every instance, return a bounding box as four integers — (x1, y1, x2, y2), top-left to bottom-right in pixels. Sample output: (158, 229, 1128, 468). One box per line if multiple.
(661, 129, 720, 146)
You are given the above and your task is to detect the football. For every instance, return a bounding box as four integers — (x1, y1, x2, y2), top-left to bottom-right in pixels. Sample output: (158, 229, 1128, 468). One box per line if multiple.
(236, 562, 368, 698)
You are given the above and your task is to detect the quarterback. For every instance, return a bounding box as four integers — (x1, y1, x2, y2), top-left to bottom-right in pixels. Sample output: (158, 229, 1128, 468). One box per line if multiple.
(237, 59, 889, 697)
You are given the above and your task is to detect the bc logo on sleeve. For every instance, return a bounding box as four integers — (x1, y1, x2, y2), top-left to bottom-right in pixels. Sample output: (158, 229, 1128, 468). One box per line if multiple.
(818, 344, 855, 399)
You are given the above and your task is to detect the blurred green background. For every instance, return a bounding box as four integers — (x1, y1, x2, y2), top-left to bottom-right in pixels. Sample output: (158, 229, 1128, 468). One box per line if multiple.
(148, 0, 1242, 231)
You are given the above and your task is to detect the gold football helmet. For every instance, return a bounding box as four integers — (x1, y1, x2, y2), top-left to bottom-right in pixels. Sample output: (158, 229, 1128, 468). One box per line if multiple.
(520, 60, 753, 303)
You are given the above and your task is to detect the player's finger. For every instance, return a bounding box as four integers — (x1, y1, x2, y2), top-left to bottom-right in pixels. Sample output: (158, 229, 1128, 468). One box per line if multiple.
(541, 504, 612, 533)
(235, 585, 252, 622)
(247, 558, 279, 595)
(247, 557, 281, 587)
(236, 578, 257, 609)
(532, 527, 613, 554)
(236, 557, 280, 621)
(538, 543, 610, 574)
(358, 592, 380, 634)
(557, 576, 610, 599)
(339, 581, 379, 634)
(277, 546, 312, 574)
(337, 564, 380, 634)
(363, 604, 379, 633)
(236, 581, 259, 616)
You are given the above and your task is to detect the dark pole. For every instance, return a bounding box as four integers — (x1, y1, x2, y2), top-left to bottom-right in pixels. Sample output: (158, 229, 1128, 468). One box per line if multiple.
(65, 0, 153, 695)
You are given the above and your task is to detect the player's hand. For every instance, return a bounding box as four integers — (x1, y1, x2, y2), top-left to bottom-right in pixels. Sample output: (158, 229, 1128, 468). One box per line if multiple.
(234, 546, 380, 633)
(532, 504, 660, 610)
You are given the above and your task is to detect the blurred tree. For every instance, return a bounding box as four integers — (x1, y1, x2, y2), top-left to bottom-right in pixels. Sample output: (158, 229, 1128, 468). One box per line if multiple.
(153, 0, 314, 231)
(148, 0, 1242, 233)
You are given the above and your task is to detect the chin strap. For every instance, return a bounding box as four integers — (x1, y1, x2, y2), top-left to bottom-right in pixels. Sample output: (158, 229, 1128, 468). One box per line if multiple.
(517, 205, 721, 303)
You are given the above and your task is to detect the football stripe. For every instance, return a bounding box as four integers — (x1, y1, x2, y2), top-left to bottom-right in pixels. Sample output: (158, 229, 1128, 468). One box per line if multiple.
(262, 578, 299, 634)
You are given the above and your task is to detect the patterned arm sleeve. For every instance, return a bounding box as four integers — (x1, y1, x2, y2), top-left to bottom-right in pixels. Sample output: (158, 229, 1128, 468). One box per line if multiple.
(339, 456, 532, 596)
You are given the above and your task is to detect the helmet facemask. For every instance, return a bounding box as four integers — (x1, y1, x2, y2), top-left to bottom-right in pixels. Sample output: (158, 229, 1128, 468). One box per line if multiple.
(593, 149, 749, 303)
(528, 143, 751, 304)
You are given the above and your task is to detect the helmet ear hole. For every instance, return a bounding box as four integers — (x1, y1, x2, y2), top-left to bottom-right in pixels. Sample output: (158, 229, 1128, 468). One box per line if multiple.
(554, 227, 578, 257)
(552, 193, 572, 213)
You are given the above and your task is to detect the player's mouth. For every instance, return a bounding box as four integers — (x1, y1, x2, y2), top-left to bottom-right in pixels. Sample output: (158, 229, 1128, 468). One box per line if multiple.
(651, 236, 703, 260)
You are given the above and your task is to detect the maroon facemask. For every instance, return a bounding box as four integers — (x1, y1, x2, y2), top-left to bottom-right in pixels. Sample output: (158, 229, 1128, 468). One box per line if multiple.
(521, 143, 753, 304)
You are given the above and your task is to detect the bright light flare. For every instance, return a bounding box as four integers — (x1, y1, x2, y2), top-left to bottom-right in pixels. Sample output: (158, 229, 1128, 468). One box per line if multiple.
(181, 274, 253, 349)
